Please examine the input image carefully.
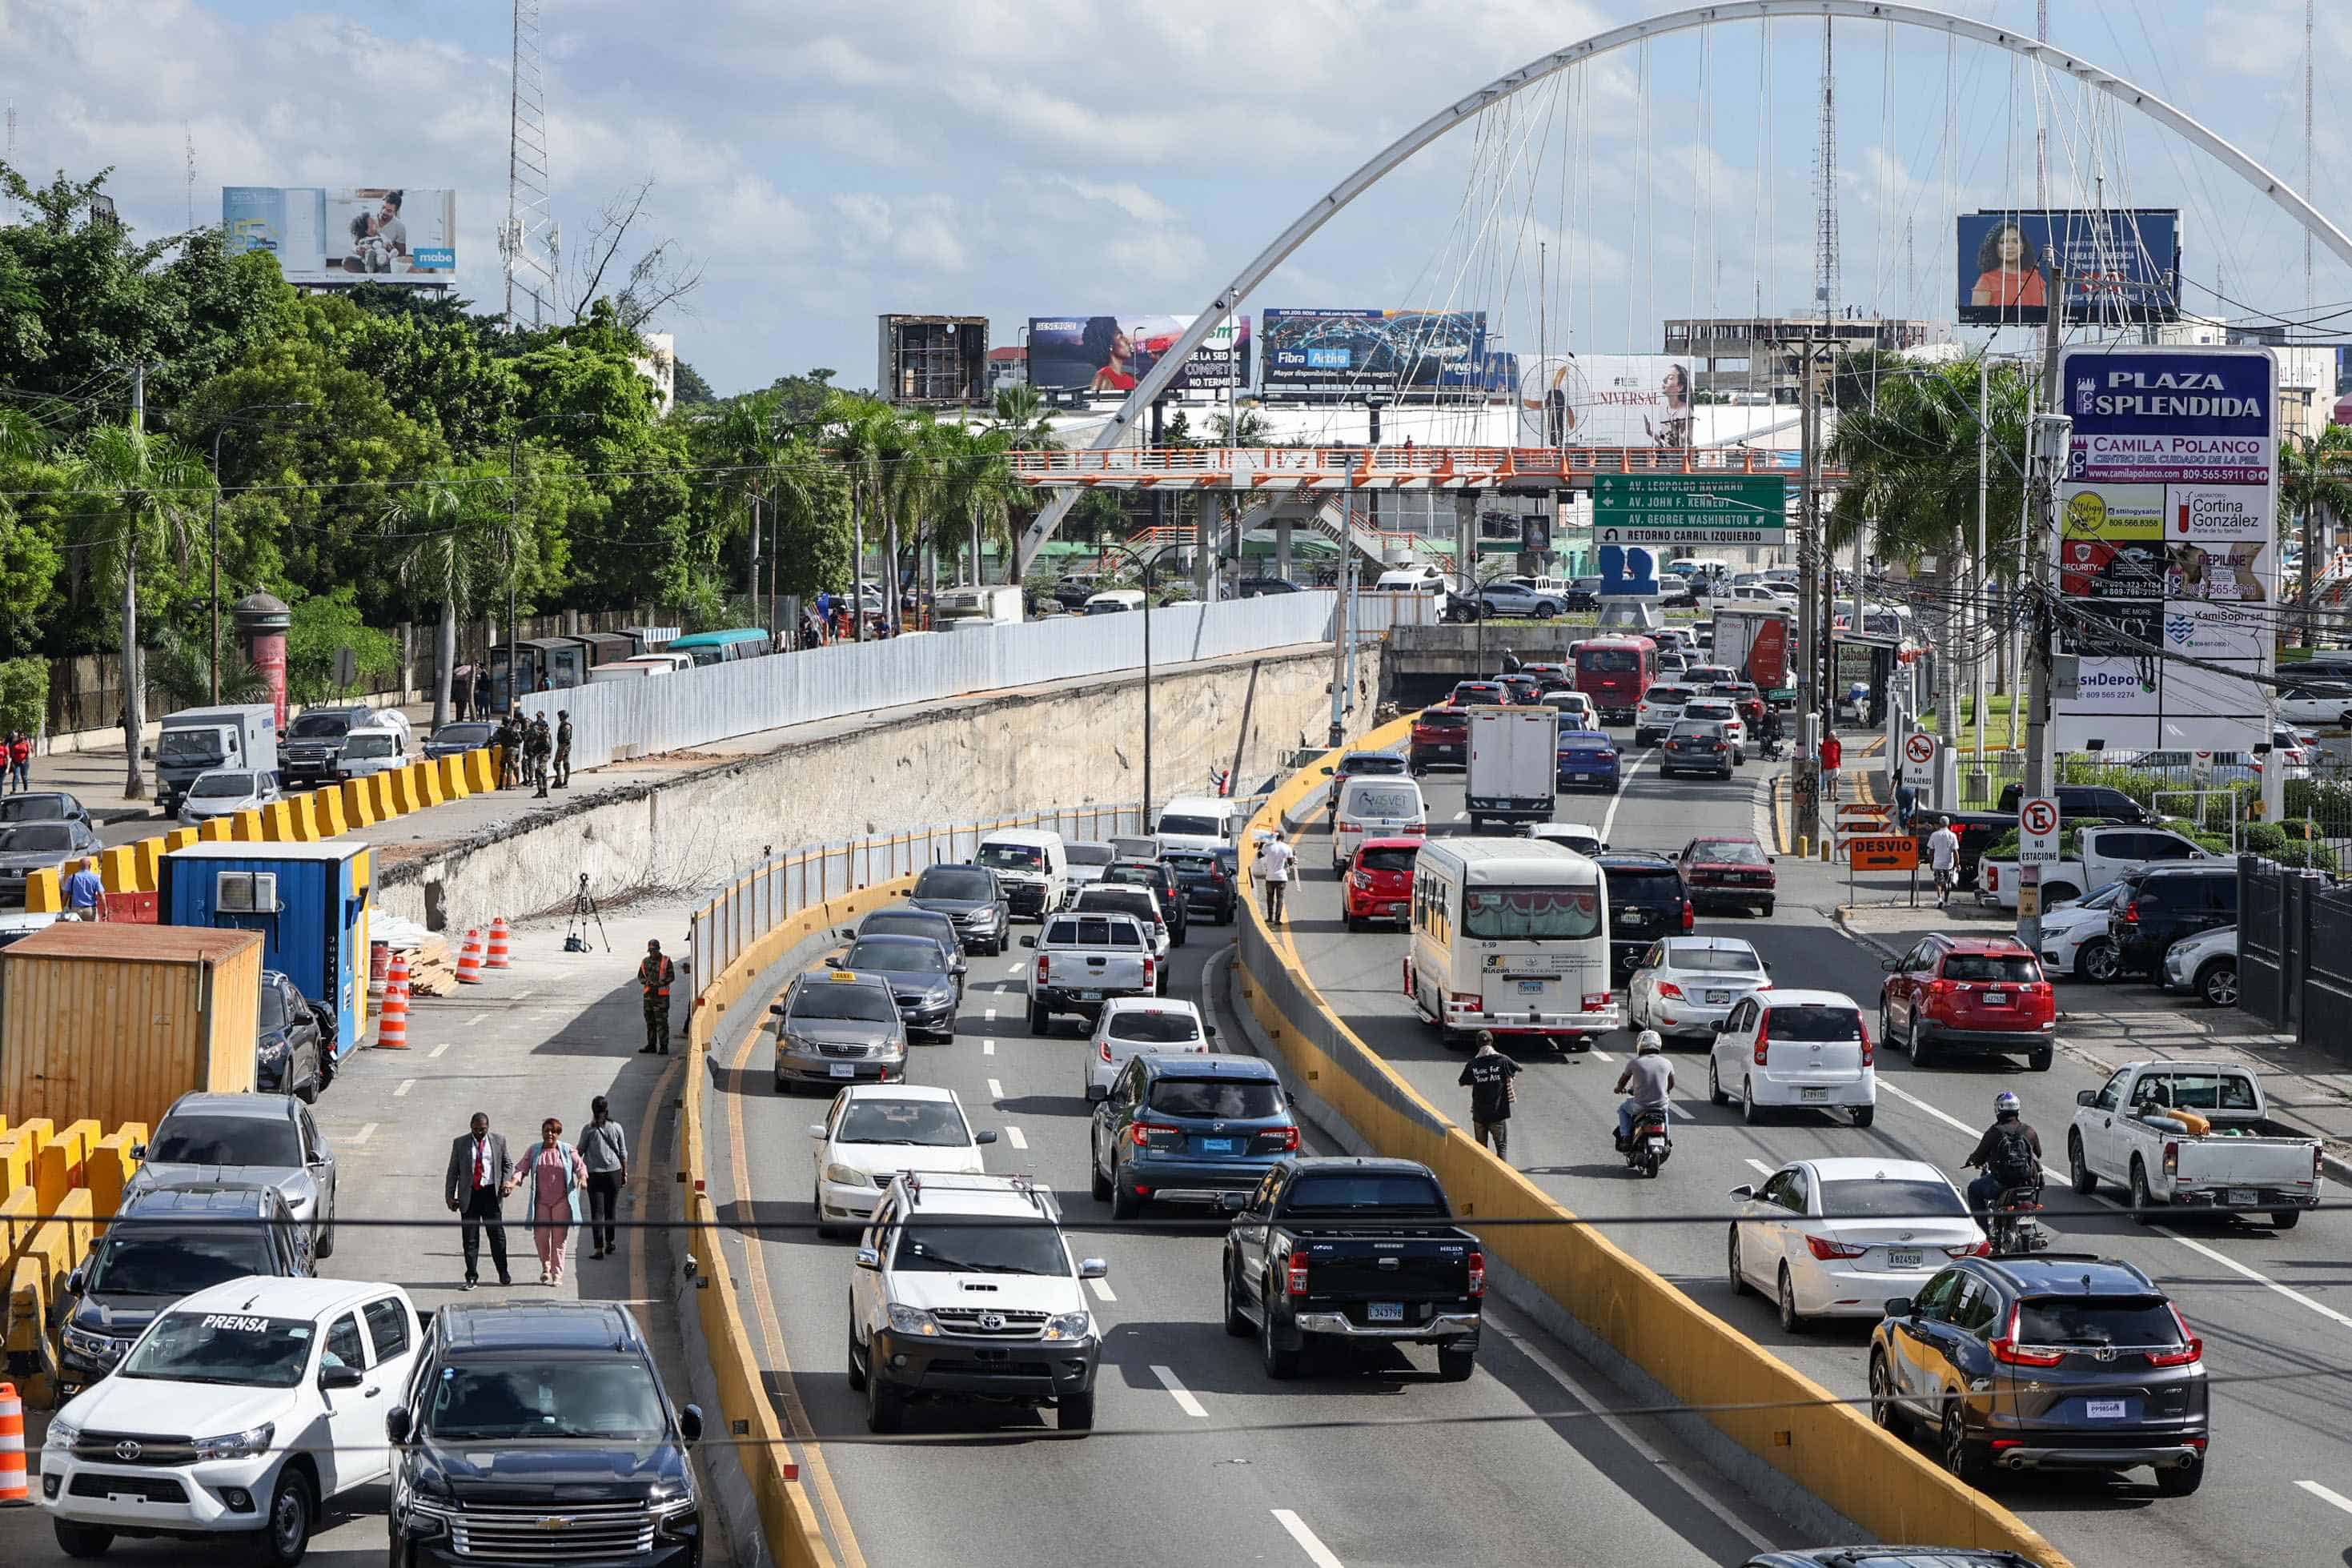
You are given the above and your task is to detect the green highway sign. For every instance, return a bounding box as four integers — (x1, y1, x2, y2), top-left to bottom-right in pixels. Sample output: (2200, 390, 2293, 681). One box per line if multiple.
(1591, 474, 1789, 546)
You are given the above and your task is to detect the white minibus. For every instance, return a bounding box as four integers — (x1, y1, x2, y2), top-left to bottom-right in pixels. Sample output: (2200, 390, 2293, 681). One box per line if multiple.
(1403, 838, 1621, 1047)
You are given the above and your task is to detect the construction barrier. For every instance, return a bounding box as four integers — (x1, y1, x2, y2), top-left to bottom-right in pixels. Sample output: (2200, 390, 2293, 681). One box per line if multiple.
(22, 868, 60, 913)
(96, 844, 138, 893)
(0, 1119, 145, 1408)
(435, 754, 471, 800)
(312, 787, 348, 837)
(485, 917, 512, 969)
(377, 954, 411, 1048)
(455, 929, 484, 985)
(0, 1382, 25, 1505)
(229, 807, 265, 842)
(464, 748, 497, 792)
(196, 817, 232, 842)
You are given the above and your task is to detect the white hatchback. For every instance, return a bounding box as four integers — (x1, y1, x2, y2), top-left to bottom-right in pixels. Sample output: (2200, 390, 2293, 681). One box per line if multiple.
(1540, 691, 1599, 730)
(809, 1085, 997, 1237)
(1707, 989, 1876, 1126)
(2036, 881, 2129, 980)
(1082, 997, 1213, 1101)
(1728, 1157, 1985, 1329)
(1680, 698, 1746, 756)
(1529, 822, 1603, 856)
(1628, 936, 1770, 1041)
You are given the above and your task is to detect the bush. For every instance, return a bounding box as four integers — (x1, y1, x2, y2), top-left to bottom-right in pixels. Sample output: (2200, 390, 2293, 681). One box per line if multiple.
(2241, 822, 2289, 856)
(0, 657, 47, 737)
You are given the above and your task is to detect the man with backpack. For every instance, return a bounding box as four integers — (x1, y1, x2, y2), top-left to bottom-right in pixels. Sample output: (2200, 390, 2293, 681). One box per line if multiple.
(1962, 1091, 2043, 1213)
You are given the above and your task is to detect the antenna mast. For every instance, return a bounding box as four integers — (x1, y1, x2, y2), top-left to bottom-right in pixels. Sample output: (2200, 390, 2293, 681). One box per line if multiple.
(1812, 18, 1840, 320)
(502, 0, 560, 327)
(2306, 0, 2316, 312)
(184, 123, 197, 228)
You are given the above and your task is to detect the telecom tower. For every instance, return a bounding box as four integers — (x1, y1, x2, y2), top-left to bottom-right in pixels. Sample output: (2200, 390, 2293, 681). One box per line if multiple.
(1812, 19, 1839, 320)
(501, 0, 560, 327)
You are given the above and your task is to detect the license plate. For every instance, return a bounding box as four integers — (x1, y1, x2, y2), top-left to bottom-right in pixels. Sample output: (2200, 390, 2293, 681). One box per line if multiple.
(1888, 1249, 1923, 1270)
(1200, 1137, 1236, 1154)
(1571, 772, 1591, 782)
(1367, 1302, 1404, 1323)
(1984, 991, 2011, 1005)
(1517, 980, 1545, 995)
(2226, 1187, 2258, 1206)
(2086, 1399, 2127, 1420)
(829, 1063, 855, 1078)
(1801, 1087, 1829, 1103)
(1706, 991, 1731, 1005)
(1075, 989, 1102, 1001)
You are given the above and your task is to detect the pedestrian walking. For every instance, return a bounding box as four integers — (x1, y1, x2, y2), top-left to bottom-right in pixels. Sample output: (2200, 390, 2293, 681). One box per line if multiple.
(553, 710, 572, 789)
(1257, 833, 1295, 924)
(504, 1117, 588, 1286)
(816, 588, 833, 640)
(527, 715, 553, 798)
(1818, 732, 1843, 776)
(580, 1095, 629, 1259)
(444, 1112, 514, 1289)
(63, 857, 104, 922)
(638, 939, 676, 1054)
(472, 668, 491, 722)
(1459, 1030, 1521, 1161)
(7, 731, 30, 794)
(1927, 815, 1961, 908)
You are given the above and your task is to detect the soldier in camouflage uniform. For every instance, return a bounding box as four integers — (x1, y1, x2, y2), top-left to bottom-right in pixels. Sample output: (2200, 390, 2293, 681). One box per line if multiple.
(637, 940, 675, 1054)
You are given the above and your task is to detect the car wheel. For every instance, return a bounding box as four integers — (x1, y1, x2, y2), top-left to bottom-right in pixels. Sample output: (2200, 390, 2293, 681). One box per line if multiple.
(2069, 1132, 2099, 1196)
(258, 1466, 315, 1566)
(815, 1183, 840, 1241)
(2198, 960, 2240, 1009)
(51, 1521, 114, 1559)
(1868, 1353, 1904, 1434)
(845, 1305, 867, 1391)
(1852, 1105, 1875, 1129)
(1709, 1057, 1728, 1107)
(1911, 1022, 1937, 1069)
(1110, 1179, 1142, 1221)
(1727, 1224, 1751, 1295)
(2154, 1454, 2206, 1497)
(1223, 1257, 1253, 1337)
(2028, 1045, 2053, 1072)
(1260, 1287, 1300, 1378)
(2272, 1208, 2303, 1230)
(2079, 939, 2120, 984)
(294, 1068, 319, 1105)
(1057, 1388, 1096, 1432)
(1090, 1141, 1112, 1202)
(315, 1220, 335, 1261)
(1742, 1076, 1764, 1125)
(1776, 1265, 1806, 1333)
(1535, 602, 1559, 620)
(2129, 1157, 2158, 1225)
(1758, 900, 1775, 916)
(1028, 1001, 1051, 1035)
(1345, 912, 1363, 933)
(1940, 1400, 1988, 1488)
(1436, 1345, 1476, 1382)
(865, 1365, 905, 1434)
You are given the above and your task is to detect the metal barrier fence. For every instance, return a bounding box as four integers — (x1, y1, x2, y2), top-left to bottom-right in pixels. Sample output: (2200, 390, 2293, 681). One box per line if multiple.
(2234, 854, 2352, 1061)
(524, 591, 1340, 772)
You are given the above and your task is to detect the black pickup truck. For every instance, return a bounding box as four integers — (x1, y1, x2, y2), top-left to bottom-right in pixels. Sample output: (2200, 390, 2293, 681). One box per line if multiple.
(1942, 782, 2152, 889)
(1221, 1156, 1484, 1381)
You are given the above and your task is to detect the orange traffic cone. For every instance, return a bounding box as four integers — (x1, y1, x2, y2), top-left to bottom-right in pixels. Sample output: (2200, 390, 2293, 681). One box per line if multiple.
(485, 916, 512, 970)
(456, 929, 484, 985)
(0, 1381, 26, 1506)
(377, 953, 411, 1049)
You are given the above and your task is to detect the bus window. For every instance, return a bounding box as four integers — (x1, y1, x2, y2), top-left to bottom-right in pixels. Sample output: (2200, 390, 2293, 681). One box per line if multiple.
(1463, 886, 1602, 940)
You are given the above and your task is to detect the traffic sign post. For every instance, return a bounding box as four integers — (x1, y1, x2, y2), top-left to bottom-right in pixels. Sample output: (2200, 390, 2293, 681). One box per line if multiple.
(1591, 474, 1790, 546)
(2018, 796, 2061, 866)
(1900, 730, 1940, 788)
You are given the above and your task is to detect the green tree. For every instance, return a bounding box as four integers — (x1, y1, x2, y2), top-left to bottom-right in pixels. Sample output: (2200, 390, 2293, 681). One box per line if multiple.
(284, 587, 399, 704)
(671, 357, 720, 409)
(766, 440, 854, 600)
(931, 423, 1016, 585)
(383, 459, 514, 727)
(0, 408, 66, 655)
(0, 656, 49, 737)
(2281, 426, 2352, 636)
(1823, 358, 2031, 567)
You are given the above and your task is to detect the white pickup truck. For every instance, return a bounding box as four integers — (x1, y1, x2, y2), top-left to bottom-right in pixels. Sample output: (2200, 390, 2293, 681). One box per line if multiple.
(2068, 1061, 2325, 1229)
(1979, 823, 2216, 910)
(1022, 910, 1156, 1034)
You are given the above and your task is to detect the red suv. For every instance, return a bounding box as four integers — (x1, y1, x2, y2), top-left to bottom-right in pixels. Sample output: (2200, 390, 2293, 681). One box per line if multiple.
(1343, 837, 1421, 931)
(1876, 934, 2056, 1071)
(1410, 707, 1469, 772)
(1676, 835, 1776, 916)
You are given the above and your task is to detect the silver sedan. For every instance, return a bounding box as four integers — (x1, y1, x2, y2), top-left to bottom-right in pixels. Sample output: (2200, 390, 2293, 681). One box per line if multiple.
(1628, 936, 1771, 1043)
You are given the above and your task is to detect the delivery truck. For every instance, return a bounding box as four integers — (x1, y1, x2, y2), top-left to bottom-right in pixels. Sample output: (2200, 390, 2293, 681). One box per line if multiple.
(1465, 705, 1559, 832)
(1711, 605, 1792, 695)
(153, 704, 279, 816)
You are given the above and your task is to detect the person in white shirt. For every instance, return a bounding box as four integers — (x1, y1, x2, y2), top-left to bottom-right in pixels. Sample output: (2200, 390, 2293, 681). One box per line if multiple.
(1925, 816, 1961, 906)
(1257, 835, 1295, 924)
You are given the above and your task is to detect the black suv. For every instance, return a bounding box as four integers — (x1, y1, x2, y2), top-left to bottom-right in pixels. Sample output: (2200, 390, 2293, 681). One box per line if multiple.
(258, 968, 334, 1101)
(58, 1184, 313, 1396)
(1162, 847, 1239, 924)
(2108, 864, 2236, 980)
(1869, 1253, 2209, 1496)
(279, 704, 377, 788)
(1595, 852, 1692, 983)
(388, 1301, 704, 1567)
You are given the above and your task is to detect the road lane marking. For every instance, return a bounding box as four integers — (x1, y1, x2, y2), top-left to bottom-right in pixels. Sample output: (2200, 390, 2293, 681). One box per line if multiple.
(1150, 1363, 1207, 1418)
(1273, 1510, 1347, 1568)
(2298, 1480, 2352, 1517)
(1088, 1276, 1117, 1303)
(983, 1039, 996, 1055)
(1004, 1126, 1028, 1149)
(395, 1078, 415, 1097)
(1597, 747, 1656, 844)
(1744, 1158, 1776, 1177)
(351, 1122, 378, 1145)
(427, 1040, 452, 1058)
(1589, 1048, 1613, 1062)
(1452, 810, 1469, 822)
(987, 1078, 1004, 1100)
(983, 1006, 997, 1021)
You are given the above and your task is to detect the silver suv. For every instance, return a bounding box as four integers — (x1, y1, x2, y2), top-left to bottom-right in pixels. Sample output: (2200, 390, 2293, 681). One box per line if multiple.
(130, 1092, 339, 1258)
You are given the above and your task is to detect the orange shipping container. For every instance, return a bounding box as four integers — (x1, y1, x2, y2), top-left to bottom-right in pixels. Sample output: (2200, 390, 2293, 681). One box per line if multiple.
(0, 924, 261, 1132)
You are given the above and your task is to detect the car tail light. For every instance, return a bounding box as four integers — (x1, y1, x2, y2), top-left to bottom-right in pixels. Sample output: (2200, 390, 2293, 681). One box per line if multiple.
(1805, 1236, 1868, 1261)
(1099, 1040, 1114, 1063)
(2318, 1146, 2329, 1184)
(1582, 992, 1611, 1011)
(2146, 1305, 2203, 1367)
(1451, 991, 1483, 1009)
(1036, 955, 1050, 986)
(1753, 1009, 1772, 1065)
(1989, 1303, 2066, 1366)
(2125, 900, 2141, 924)
(1131, 1121, 1178, 1146)
(1945, 1240, 1993, 1258)
(2164, 1139, 2180, 1178)
(1467, 1249, 1487, 1297)
(1858, 1015, 1876, 1068)
(1682, 900, 1696, 932)
(1143, 956, 1156, 989)
(1657, 981, 1686, 1001)
(1265, 1125, 1301, 1153)
(1986, 864, 2000, 892)
(1286, 1253, 1311, 1296)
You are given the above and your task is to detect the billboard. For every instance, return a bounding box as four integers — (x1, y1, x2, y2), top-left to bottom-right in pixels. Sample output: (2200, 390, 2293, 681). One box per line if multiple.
(1956, 208, 2180, 326)
(1516, 355, 1699, 449)
(1025, 315, 1250, 396)
(1260, 308, 1507, 397)
(223, 187, 457, 284)
(2053, 344, 2277, 751)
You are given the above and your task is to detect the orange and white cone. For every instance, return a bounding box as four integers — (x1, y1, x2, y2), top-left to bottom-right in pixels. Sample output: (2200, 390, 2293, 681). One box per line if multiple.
(376, 953, 411, 1049)
(485, 916, 512, 970)
(456, 929, 484, 985)
(0, 1381, 27, 1506)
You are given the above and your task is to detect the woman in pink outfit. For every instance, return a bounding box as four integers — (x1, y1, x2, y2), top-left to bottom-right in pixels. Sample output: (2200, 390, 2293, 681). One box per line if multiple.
(504, 1117, 588, 1285)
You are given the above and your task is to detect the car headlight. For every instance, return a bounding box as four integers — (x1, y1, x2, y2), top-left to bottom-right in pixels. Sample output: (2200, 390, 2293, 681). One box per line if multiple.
(256, 1033, 291, 1061)
(45, 1418, 79, 1454)
(648, 1479, 698, 1521)
(193, 1422, 274, 1462)
(60, 1326, 121, 1361)
(924, 985, 955, 1008)
(783, 1033, 819, 1056)
(822, 1164, 876, 1189)
(885, 1303, 941, 1337)
(1042, 1311, 1093, 1342)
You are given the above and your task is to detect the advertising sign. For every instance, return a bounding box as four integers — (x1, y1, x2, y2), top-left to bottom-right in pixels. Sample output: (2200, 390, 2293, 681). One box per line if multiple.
(1591, 474, 1788, 546)
(1260, 309, 1500, 397)
(223, 186, 457, 284)
(1518, 355, 1700, 449)
(2054, 344, 2277, 751)
(1025, 315, 1250, 395)
(1956, 208, 2181, 326)
(2019, 796, 2061, 866)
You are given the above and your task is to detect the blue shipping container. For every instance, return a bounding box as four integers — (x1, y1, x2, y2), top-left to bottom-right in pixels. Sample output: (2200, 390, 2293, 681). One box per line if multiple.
(160, 840, 373, 1059)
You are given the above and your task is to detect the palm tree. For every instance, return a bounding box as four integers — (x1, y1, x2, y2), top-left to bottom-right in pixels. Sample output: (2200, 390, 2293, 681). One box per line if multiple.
(59, 424, 215, 799)
(872, 411, 933, 632)
(933, 424, 1016, 586)
(2281, 425, 2352, 635)
(384, 460, 508, 728)
(1823, 359, 2032, 567)
(712, 389, 792, 626)
(829, 395, 904, 636)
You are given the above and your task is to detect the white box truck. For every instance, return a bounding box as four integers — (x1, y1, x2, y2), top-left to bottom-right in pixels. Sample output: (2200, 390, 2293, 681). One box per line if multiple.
(1465, 705, 1558, 832)
(153, 704, 279, 815)
(934, 584, 1024, 628)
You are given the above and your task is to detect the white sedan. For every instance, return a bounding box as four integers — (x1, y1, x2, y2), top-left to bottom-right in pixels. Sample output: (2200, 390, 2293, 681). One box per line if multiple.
(1628, 936, 1770, 1041)
(809, 1085, 995, 1237)
(1084, 997, 1211, 1101)
(1681, 698, 1746, 757)
(1541, 691, 1599, 729)
(1728, 1157, 1987, 1330)
(178, 767, 285, 824)
(2036, 881, 2128, 980)
(2278, 682, 2352, 727)
(1530, 821, 1604, 856)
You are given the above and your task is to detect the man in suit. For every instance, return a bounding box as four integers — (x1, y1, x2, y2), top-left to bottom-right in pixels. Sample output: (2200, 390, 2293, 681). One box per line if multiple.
(444, 1111, 513, 1289)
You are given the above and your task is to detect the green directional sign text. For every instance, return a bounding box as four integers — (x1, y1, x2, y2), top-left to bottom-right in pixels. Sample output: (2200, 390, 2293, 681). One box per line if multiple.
(1591, 473, 1790, 546)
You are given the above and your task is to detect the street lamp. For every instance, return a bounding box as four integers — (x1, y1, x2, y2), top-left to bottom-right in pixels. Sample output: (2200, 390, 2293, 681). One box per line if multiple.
(1092, 541, 1162, 829)
(207, 403, 311, 704)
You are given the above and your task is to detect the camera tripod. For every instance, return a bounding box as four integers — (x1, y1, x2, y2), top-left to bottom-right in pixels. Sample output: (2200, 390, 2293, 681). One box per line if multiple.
(564, 873, 610, 953)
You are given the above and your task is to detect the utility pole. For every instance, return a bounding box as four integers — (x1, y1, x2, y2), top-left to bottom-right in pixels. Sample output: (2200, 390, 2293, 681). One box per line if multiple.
(1795, 329, 1821, 852)
(1975, 352, 1990, 765)
(125, 365, 148, 801)
(2018, 263, 2069, 954)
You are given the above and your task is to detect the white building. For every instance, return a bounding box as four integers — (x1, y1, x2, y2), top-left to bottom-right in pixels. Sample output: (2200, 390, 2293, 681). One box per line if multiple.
(633, 331, 676, 415)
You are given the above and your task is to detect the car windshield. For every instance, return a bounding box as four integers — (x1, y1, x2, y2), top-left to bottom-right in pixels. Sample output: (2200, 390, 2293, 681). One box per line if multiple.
(1668, 945, 1762, 973)
(259, 985, 290, 1033)
(1082, 889, 1156, 922)
(2, 823, 70, 850)
(792, 983, 899, 1024)
(1668, 722, 1723, 741)
(1685, 702, 1735, 720)
(1463, 885, 1602, 940)
(1817, 1180, 1969, 1220)
(1605, 867, 1683, 903)
(1146, 1079, 1284, 1117)
(861, 912, 950, 944)
(1561, 732, 1613, 749)
(893, 1221, 1069, 1277)
(915, 868, 993, 901)
(1344, 786, 1418, 819)
(1341, 756, 1408, 776)
(1283, 1173, 1448, 1217)
(977, 843, 1044, 871)
(1165, 852, 1218, 875)
(86, 1225, 276, 1296)
(427, 1360, 670, 1441)
(1066, 844, 1117, 868)
(118, 1311, 314, 1388)
(1453, 684, 1502, 701)
(1644, 688, 1690, 704)
(1579, 650, 1640, 672)
(0, 796, 65, 823)
(1358, 845, 1419, 873)
(1103, 865, 1163, 889)
(1152, 814, 1217, 841)
(287, 714, 348, 739)
(2017, 1296, 2185, 1349)
(189, 773, 254, 800)
(1690, 840, 1768, 865)
(343, 732, 397, 758)
(1764, 1005, 1864, 1042)
(157, 731, 223, 762)
(836, 1098, 969, 1146)
(1046, 916, 1143, 948)
(1943, 954, 2041, 983)
(433, 725, 492, 746)
(846, 940, 946, 975)
(1106, 1009, 1202, 1044)
(1419, 710, 1466, 730)
(148, 1114, 300, 1167)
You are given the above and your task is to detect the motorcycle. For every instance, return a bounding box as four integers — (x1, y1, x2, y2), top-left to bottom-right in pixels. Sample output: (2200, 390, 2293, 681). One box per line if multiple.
(1986, 1181, 2050, 1256)
(1618, 1109, 1673, 1177)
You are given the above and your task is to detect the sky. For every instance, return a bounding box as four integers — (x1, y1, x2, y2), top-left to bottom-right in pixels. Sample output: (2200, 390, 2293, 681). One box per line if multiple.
(2, 0, 2345, 397)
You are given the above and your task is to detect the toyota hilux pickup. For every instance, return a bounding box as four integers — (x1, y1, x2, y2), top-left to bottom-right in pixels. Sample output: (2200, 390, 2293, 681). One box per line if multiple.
(1221, 1157, 1484, 1382)
(1943, 782, 2153, 890)
(1021, 911, 1155, 1034)
(2069, 1061, 2324, 1229)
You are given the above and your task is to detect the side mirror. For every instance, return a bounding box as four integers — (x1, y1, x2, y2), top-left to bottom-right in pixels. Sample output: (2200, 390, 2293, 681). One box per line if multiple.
(1204, 1025, 1218, 1039)
(385, 1406, 413, 1445)
(1320, 765, 1335, 776)
(768, 1004, 785, 1017)
(679, 1403, 704, 1444)
(1220, 1191, 1250, 1213)
(66, 1269, 85, 1296)
(975, 1129, 999, 1144)
(823, 956, 842, 968)
(854, 1246, 881, 1270)
(1710, 1020, 1728, 1033)
(1880, 956, 1903, 972)
(1728, 1185, 1754, 1200)
(319, 1363, 363, 1391)
(130, 1143, 146, 1160)
(1768, 855, 1778, 864)
(1018, 935, 1036, 948)
(806, 1124, 826, 1139)
(1883, 1297, 1915, 1319)
(1078, 1257, 1110, 1280)
(2076, 1089, 2096, 1106)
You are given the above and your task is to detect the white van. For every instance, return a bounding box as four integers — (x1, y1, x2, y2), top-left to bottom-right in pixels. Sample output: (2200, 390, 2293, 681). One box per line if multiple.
(976, 828, 1070, 920)
(1331, 774, 1428, 870)
(1083, 589, 1146, 615)
(1374, 567, 1445, 596)
(1155, 796, 1240, 852)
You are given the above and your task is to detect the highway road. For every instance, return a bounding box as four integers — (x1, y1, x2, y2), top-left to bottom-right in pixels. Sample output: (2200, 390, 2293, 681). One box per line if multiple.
(1275, 744, 2352, 1568)
(700, 899, 1838, 1566)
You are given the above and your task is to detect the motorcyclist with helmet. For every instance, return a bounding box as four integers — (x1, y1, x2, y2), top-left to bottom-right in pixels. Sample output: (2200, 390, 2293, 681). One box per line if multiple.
(1612, 1030, 1675, 1150)
(1962, 1090, 2044, 1213)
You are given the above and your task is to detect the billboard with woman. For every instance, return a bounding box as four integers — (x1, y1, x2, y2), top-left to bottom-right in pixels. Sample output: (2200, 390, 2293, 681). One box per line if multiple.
(1515, 355, 1696, 450)
(1024, 314, 1251, 397)
(1955, 209, 2180, 325)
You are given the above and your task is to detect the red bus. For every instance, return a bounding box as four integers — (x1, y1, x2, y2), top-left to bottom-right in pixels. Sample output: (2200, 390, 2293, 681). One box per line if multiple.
(1573, 635, 1656, 724)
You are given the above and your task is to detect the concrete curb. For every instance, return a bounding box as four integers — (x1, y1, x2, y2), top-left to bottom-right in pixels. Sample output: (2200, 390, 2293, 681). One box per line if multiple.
(673, 1258, 768, 1568)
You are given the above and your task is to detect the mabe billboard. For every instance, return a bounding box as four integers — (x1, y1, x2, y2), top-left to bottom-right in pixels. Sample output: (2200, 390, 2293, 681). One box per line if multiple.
(224, 187, 458, 284)
(1517, 355, 1699, 449)
(1956, 208, 2180, 326)
(1025, 315, 1250, 396)
(1261, 308, 1503, 397)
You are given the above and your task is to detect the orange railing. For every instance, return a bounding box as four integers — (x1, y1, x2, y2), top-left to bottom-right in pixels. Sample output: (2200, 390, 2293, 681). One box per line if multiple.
(1006, 444, 1827, 485)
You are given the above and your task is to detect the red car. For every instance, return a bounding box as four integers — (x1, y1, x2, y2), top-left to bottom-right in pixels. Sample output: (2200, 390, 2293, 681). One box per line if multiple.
(1409, 706, 1469, 772)
(1711, 681, 1767, 734)
(1343, 836, 1421, 931)
(1876, 932, 2057, 1070)
(1676, 834, 1777, 916)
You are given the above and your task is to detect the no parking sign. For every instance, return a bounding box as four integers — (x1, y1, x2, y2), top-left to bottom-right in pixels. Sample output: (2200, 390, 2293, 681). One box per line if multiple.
(2019, 795, 2061, 866)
